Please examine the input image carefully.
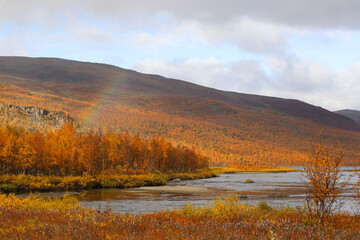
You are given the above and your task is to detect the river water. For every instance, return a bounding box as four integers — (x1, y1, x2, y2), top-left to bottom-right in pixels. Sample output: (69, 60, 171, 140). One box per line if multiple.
(76, 171, 359, 214)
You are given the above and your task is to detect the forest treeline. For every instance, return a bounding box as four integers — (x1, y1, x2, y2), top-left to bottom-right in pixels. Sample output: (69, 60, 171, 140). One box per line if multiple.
(0, 123, 209, 176)
(2, 82, 360, 167)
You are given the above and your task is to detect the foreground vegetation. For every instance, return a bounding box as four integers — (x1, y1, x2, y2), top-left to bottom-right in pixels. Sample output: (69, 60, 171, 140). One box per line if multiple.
(0, 194, 359, 239)
(0, 169, 216, 193)
(0, 139, 359, 239)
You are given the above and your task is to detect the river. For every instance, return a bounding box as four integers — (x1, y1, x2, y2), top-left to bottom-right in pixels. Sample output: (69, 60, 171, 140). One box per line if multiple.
(76, 171, 358, 214)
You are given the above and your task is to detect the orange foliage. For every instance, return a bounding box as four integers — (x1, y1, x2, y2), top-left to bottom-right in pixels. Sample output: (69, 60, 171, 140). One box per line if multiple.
(303, 143, 348, 222)
(0, 123, 208, 176)
(1, 81, 360, 167)
(354, 159, 360, 206)
(0, 194, 359, 239)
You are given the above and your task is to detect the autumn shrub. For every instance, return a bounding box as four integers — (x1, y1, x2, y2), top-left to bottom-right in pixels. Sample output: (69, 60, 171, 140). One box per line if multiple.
(257, 200, 273, 212)
(178, 194, 279, 220)
(0, 183, 18, 192)
(96, 174, 166, 189)
(57, 174, 96, 190)
(354, 162, 360, 208)
(0, 193, 78, 211)
(303, 143, 348, 222)
(0, 193, 359, 239)
(0, 170, 215, 193)
(0, 174, 54, 192)
(166, 168, 216, 180)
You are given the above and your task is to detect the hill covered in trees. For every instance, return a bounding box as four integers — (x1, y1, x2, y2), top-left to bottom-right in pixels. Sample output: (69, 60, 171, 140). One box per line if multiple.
(1, 56, 360, 166)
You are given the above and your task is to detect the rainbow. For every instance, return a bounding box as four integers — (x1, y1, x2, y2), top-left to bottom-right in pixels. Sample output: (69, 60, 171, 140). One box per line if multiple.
(80, 75, 126, 131)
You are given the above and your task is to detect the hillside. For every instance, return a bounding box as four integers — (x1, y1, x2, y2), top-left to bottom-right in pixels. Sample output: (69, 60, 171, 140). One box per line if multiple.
(1, 56, 360, 165)
(335, 109, 360, 124)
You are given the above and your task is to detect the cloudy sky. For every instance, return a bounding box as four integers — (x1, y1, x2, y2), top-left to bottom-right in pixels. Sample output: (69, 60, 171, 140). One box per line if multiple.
(1, 0, 360, 110)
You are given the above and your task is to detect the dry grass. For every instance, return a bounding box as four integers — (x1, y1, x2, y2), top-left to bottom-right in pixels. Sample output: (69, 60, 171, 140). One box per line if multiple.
(0, 169, 216, 193)
(0, 193, 359, 239)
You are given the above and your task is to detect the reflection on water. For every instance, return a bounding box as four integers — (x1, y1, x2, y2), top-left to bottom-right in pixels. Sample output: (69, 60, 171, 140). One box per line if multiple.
(78, 188, 214, 213)
(76, 171, 358, 214)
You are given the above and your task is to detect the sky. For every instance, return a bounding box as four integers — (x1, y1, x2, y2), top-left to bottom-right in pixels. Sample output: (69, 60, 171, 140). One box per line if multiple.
(1, 0, 360, 111)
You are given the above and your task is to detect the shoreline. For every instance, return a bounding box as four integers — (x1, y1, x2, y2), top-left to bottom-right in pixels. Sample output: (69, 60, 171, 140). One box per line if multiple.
(1, 167, 304, 194)
(211, 167, 301, 174)
(0, 170, 216, 194)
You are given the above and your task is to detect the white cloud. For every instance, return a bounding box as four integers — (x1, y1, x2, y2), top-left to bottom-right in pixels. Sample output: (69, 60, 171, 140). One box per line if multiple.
(0, 1, 297, 56)
(0, 38, 29, 56)
(127, 32, 174, 48)
(3, 0, 360, 29)
(174, 17, 289, 55)
(134, 58, 228, 87)
(71, 27, 114, 45)
(1, 0, 358, 57)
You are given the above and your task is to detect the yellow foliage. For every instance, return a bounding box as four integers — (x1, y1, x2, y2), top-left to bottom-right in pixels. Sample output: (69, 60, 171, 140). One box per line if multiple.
(0, 193, 78, 211)
(303, 142, 347, 222)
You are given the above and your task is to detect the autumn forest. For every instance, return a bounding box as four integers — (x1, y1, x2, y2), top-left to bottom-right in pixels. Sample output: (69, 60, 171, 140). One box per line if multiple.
(0, 123, 208, 176)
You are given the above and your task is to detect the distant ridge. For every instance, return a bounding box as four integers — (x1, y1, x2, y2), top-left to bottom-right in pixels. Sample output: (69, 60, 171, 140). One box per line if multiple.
(335, 109, 360, 124)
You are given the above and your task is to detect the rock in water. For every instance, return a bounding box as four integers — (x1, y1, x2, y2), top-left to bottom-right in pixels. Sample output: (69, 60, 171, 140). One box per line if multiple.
(243, 178, 255, 183)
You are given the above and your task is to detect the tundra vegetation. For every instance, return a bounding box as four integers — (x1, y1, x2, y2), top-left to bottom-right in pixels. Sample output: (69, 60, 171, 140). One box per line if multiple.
(354, 161, 360, 207)
(2, 76, 360, 169)
(0, 194, 359, 239)
(0, 123, 291, 193)
(0, 123, 213, 192)
(303, 143, 349, 222)
(0, 123, 360, 238)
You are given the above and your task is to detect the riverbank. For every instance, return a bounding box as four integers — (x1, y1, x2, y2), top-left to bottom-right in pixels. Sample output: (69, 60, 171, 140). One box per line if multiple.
(0, 193, 358, 239)
(0, 166, 305, 194)
(211, 166, 301, 174)
(0, 169, 216, 193)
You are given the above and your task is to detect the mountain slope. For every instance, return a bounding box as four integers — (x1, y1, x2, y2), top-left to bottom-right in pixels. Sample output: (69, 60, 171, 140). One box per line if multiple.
(335, 109, 360, 124)
(1, 56, 359, 132)
(0, 56, 359, 165)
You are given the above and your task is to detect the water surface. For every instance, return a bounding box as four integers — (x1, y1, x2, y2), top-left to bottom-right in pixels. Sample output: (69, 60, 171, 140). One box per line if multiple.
(76, 171, 358, 214)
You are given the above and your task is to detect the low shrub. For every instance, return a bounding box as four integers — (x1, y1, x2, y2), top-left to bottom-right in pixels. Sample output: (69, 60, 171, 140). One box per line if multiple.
(0, 169, 215, 193)
(0, 194, 359, 239)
